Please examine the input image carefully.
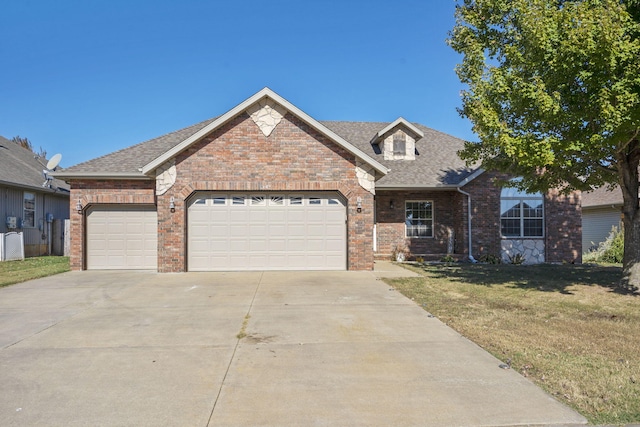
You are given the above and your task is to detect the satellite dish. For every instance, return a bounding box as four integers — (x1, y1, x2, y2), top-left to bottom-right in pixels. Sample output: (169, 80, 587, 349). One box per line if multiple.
(46, 153, 62, 170)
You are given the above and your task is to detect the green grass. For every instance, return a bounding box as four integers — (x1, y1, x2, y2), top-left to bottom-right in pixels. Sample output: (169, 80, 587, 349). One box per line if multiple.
(386, 263, 640, 425)
(0, 256, 70, 287)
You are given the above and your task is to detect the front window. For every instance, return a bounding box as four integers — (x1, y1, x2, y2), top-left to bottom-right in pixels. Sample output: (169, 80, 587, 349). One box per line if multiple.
(23, 192, 35, 228)
(405, 201, 433, 237)
(500, 187, 544, 237)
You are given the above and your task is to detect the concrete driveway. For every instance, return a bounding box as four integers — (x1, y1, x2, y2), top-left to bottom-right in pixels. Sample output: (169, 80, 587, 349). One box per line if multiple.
(0, 265, 587, 426)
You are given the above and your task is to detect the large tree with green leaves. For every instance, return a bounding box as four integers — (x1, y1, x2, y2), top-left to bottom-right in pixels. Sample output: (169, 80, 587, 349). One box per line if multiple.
(449, 0, 640, 291)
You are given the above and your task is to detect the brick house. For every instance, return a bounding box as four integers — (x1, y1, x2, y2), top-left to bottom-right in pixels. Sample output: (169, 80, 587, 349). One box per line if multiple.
(54, 88, 581, 271)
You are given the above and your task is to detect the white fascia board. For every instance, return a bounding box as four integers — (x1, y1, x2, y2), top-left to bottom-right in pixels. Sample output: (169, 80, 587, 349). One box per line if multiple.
(457, 168, 485, 187)
(51, 171, 151, 180)
(376, 117, 424, 140)
(141, 87, 389, 176)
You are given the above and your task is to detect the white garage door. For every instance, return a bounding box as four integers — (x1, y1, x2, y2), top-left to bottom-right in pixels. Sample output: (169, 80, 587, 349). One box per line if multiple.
(86, 205, 157, 270)
(188, 193, 346, 271)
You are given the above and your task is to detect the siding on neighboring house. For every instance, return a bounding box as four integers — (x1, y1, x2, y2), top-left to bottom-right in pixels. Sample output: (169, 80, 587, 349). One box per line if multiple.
(582, 206, 622, 252)
(0, 185, 69, 256)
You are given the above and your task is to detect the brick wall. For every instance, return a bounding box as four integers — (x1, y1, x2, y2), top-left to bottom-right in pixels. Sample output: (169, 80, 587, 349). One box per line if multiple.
(460, 172, 503, 260)
(69, 113, 374, 272)
(545, 188, 582, 263)
(375, 190, 463, 258)
(460, 172, 582, 263)
(376, 172, 582, 264)
(69, 180, 155, 270)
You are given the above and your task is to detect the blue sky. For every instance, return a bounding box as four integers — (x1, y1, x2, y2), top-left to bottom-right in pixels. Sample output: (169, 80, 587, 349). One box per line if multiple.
(1, 0, 473, 167)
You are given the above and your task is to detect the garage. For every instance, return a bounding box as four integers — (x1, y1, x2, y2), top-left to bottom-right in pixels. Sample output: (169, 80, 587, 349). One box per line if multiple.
(86, 205, 158, 270)
(188, 192, 346, 271)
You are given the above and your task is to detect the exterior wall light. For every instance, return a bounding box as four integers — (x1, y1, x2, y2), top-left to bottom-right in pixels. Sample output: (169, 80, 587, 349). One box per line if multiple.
(169, 197, 176, 213)
(356, 197, 362, 213)
(389, 199, 394, 209)
(76, 199, 83, 214)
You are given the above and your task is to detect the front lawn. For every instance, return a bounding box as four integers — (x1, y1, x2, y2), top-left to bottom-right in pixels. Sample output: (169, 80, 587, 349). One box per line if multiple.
(386, 263, 640, 425)
(0, 256, 70, 287)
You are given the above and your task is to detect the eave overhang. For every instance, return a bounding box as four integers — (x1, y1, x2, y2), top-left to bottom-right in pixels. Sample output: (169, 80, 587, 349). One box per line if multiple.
(51, 172, 151, 180)
(0, 179, 71, 194)
(375, 168, 486, 191)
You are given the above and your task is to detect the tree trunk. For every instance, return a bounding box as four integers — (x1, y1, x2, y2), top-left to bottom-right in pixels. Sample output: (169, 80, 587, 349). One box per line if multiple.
(618, 141, 640, 292)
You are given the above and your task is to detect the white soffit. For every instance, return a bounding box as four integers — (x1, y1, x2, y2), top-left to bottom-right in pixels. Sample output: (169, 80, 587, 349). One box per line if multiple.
(141, 88, 389, 176)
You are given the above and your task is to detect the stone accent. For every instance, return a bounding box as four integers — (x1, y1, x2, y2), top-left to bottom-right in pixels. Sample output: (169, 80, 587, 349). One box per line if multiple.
(501, 239, 545, 264)
(155, 159, 176, 196)
(355, 159, 376, 195)
(246, 98, 287, 137)
(383, 129, 416, 160)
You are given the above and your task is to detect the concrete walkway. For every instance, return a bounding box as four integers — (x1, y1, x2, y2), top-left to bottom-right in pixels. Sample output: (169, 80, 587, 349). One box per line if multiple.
(0, 270, 587, 426)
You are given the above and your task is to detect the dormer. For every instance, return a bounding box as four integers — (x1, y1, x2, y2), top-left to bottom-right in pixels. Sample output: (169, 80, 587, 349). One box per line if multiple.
(372, 117, 424, 160)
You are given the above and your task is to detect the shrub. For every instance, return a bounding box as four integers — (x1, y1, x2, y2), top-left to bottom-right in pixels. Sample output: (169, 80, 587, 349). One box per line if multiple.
(477, 254, 502, 264)
(583, 226, 623, 264)
(508, 253, 525, 265)
(440, 254, 455, 263)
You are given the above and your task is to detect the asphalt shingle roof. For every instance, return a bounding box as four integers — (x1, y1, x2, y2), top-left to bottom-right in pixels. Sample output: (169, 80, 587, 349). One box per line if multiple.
(321, 121, 476, 187)
(582, 185, 623, 208)
(0, 136, 70, 192)
(61, 117, 218, 175)
(60, 116, 478, 188)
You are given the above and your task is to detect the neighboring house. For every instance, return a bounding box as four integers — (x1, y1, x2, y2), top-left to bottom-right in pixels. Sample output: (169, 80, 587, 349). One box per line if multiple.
(0, 136, 70, 257)
(54, 88, 581, 271)
(581, 186, 623, 252)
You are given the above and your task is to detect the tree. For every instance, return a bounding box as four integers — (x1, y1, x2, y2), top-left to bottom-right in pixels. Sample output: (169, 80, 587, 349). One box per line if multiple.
(11, 135, 47, 158)
(449, 0, 640, 291)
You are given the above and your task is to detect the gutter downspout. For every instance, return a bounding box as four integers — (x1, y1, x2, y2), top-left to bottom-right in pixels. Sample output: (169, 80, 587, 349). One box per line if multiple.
(457, 187, 477, 263)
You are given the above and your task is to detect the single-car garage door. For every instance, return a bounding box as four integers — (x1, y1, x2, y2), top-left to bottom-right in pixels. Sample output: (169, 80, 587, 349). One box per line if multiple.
(86, 205, 158, 270)
(188, 192, 346, 271)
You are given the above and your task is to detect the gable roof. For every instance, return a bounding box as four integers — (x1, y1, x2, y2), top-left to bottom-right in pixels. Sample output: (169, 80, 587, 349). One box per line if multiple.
(55, 89, 480, 188)
(372, 117, 424, 142)
(56, 88, 388, 179)
(0, 136, 70, 193)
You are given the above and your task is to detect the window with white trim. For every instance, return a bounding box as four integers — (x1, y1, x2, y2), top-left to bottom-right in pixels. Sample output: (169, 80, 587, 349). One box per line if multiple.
(405, 201, 433, 238)
(500, 187, 544, 237)
(23, 192, 36, 228)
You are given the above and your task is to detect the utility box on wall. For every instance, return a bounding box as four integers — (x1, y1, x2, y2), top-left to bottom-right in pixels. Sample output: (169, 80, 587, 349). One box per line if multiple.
(6, 216, 17, 230)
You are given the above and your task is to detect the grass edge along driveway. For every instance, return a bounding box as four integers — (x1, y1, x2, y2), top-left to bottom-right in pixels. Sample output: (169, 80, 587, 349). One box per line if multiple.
(0, 256, 70, 288)
(385, 263, 639, 426)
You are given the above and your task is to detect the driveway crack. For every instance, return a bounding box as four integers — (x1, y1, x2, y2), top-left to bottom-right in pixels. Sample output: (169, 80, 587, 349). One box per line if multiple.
(206, 271, 263, 426)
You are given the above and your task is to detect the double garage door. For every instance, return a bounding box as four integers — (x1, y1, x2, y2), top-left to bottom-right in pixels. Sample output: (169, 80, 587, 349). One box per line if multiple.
(85, 193, 347, 271)
(188, 192, 347, 271)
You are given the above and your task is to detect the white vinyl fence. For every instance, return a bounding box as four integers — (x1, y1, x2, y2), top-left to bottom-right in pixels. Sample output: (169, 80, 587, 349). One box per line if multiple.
(0, 232, 25, 261)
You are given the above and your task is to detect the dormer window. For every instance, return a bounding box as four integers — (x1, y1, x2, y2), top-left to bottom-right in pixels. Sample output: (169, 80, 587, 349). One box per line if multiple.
(393, 132, 406, 155)
(373, 118, 423, 161)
